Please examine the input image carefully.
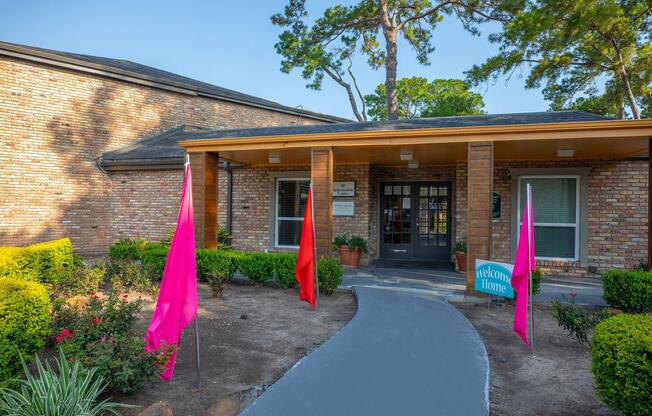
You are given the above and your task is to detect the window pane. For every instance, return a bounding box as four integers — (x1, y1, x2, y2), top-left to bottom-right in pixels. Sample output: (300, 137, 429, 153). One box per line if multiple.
(520, 178, 576, 223)
(278, 220, 303, 246)
(277, 180, 310, 217)
(534, 226, 575, 258)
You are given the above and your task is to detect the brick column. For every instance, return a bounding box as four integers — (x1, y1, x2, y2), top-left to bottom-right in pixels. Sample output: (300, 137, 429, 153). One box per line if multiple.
(311, 147, 334, 259)
(466, 142, 493, 295)
(189, 151, 218, 249)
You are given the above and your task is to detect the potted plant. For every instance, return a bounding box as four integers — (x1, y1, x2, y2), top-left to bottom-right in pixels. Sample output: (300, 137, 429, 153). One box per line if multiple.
(453, 238, 467, 273)
(333, 233, 368, 268)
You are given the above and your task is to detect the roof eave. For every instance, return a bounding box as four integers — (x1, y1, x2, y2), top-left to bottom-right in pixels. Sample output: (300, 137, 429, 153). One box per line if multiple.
(100, 157, 184, 171)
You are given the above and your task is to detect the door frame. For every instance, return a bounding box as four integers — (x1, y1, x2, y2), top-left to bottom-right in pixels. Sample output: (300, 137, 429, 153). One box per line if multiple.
(376, 179, 456, 263)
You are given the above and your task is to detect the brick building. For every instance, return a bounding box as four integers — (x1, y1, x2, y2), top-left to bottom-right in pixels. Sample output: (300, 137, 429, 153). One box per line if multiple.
(0, 41, 346, 255)
(2, 41, 651, 290)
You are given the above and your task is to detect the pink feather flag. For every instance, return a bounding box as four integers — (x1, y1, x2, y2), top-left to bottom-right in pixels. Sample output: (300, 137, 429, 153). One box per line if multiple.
(511, 185, 535, 346)
(144, 161, 198, 380)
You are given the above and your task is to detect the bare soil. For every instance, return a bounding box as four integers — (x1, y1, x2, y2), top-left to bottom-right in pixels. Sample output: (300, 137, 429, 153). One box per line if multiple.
(451, 300, 617, 416)
(118, 283, 356, 416)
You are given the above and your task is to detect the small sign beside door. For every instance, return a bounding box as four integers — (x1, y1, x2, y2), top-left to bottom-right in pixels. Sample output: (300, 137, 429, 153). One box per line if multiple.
(474, 259, 514, 298)
(333, 181, 355, 197)
(333, 200, 355, 216)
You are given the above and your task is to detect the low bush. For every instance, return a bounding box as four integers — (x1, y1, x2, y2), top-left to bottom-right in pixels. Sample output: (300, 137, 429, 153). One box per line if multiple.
(552, 294, 611, 344)
(141, 244, 170, 281)
(53, 290, 160, 394)
(602, 269, 652, 313)
(109, 261, 154, 294)
(108, 238, 152, 261)
(196, 249, 237, 281)
(318, 257, 344, 295)
(271, 253, 299, 289)
(56, 257, 106, 296)
(592, 314, 652, 416)
(0, 238, 74, 284)
(0, 350, 131, 415)
(0, 277, 51, 381)
(235, 252, 274, 284)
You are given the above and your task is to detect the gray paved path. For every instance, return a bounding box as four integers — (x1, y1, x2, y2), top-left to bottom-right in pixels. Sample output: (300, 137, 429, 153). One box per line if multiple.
(241, 286, 489, 416)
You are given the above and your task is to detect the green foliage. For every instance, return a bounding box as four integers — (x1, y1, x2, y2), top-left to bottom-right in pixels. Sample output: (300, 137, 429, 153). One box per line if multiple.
(270, 253, 299, 289)
(553, 294, 610, 344)
(333, 233, 368, 253)
(317, 257, 344, 295)
(365, 77, 485, 120)
(0, 278, 51, 381)
(466, 0, 651, 119)
(0, 350, 131, 416)
(234, 252, 275, 285)
(531, 268, 542, 297)
(140, 244, 170, 282)
(453, 238, 467, 254)
(109, 238, 157, 262)
(56, 258, 106, 296)
(591, 314, 652, 416)
(109, 262, 154, 294)
(53, 290, 159, 394)
(0, 238, 74, 284)
(217, 227, 232, 247)
(602, 270, 652, 313)
(197, 250, 238, 297)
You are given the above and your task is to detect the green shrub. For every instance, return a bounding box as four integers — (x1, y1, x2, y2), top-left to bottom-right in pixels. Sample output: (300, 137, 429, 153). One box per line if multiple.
(141, 244, 170, 281)
(0, 238, 74, 284)
(108, 238, 150, 261)
(592, 314, 652, 416)
(318, 257, 343, 295)
(235, 252, 274, 284)
(602, 270, 652, 313)
(196, 249, 237, 281)
(56, 259, 106, 296)
(53, 290, 160, 394)
(270, 253, 298, 289)
(0, 350, 131, 415)
(333, 233, 368, 253)
(0, 278, 51, 381)
(109, 261, 153, 293)
(553, 294, 611, 344)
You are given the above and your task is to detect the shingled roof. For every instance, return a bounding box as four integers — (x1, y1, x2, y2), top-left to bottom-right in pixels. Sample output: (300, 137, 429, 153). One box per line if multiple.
(100, 111, 615, 170)
(0, 40, 349, 123)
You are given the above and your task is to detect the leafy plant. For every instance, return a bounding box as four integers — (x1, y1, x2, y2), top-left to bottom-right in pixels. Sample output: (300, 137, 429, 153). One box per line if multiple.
(553, 293, 611, 344)
(333, 233, 368, 253)
(270, 253, 298, 289)
(108, 238, 150, 262)
(0, 238, 74, 284)
(317, 257, 344, 295)
(109, 261, 154, 293)
(56, 260, 106, 296)
(217, 227, 232, 247)
(592, 314, 652, 416)
(0, 350, 131, 416)
(602, 269, 652, 313)
(53, 290, 159, 394)
(0, 278, 51, 382)
(453, 238, 467, 254)
(234, 252, 274, 285)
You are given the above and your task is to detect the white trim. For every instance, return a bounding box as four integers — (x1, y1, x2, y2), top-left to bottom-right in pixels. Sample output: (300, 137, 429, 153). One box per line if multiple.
(517, 175, 580, 261)
(274, 177, 310, 249)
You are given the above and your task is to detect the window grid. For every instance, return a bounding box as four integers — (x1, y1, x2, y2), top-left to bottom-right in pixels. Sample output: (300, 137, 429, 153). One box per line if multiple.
(275, 178, 310, 248)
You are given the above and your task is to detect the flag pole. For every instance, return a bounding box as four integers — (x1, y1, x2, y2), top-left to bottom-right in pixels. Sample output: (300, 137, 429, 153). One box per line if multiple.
(527, 183, 534, 354)
(310, 181, 320, 310)
(186, 153, 202, 387)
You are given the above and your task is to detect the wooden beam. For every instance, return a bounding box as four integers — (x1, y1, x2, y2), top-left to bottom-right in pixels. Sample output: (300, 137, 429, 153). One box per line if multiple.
(189, 152, 218, 249)
(467, 142, 494, 296)
(311, 147, 334, 260)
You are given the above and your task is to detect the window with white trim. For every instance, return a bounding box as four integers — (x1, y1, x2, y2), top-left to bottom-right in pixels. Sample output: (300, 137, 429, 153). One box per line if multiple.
(275, 178, 310, 248)
(518, 176, 580, 261)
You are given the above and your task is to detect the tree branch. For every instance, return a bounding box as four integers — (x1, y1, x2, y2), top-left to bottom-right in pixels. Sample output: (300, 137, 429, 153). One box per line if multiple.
(322, 65, 365, 121)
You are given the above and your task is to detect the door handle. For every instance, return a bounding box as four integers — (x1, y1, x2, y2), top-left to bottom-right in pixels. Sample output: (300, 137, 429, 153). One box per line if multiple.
(391, 249, 407, 253)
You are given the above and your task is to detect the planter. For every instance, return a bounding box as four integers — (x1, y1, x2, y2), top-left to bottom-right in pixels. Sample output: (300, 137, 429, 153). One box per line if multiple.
(454, 251, 467, 273)
(338, 245, 362, 268)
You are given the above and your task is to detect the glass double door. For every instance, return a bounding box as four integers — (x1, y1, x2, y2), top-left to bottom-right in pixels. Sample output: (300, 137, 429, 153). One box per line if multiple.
(380, 182, 452, 262)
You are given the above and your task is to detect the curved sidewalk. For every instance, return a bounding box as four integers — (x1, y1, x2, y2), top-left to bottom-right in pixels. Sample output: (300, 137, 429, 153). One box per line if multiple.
(241, 286, 489, 416)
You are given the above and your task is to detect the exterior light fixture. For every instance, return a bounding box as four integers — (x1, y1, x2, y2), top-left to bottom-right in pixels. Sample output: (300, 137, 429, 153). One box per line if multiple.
(557, 147, 575, 157)
(400, 148, 413, 161)
(268, 152, 281, 164)
(408, 161, 419, 169)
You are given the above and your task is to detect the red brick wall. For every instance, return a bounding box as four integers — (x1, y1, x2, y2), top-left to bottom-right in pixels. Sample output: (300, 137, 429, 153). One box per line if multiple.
(0, 55, 323, 255)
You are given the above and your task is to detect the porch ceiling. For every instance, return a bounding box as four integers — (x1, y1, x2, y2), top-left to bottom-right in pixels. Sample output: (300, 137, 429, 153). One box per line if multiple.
(215, 135, 648, 167)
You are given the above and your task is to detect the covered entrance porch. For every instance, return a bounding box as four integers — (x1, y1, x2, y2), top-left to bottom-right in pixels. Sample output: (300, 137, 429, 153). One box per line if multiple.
(179, 115, 652, 295)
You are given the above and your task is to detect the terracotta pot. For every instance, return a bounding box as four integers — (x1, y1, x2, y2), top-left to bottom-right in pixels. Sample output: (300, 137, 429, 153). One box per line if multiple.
(454, 251, 467, 273)
(338, 245, 362, 268)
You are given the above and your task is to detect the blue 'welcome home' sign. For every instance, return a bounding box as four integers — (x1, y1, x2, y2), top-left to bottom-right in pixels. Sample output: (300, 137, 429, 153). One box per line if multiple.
(474, 259, 515, 298)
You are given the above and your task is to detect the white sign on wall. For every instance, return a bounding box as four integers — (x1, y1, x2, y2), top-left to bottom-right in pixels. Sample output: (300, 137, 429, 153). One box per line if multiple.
(333, 181, 355, 197)
(333, 200, 355, 216)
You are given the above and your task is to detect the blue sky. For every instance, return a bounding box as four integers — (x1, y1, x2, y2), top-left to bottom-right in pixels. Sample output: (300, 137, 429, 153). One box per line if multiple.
(0, 0, 548, 119)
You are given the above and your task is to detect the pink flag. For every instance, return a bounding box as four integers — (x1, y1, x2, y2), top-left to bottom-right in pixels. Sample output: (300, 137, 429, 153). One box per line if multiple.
(145, 161, 198, 380)
(511, 185, 535, 346)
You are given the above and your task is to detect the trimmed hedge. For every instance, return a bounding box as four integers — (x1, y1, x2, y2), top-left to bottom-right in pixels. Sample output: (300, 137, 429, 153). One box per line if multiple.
(0, 277, 52, 381)
(0, 238, 74, 284)
(592, 314, 652, 416)
(602, 270, 652, 313)
(109, 238, 153, 262)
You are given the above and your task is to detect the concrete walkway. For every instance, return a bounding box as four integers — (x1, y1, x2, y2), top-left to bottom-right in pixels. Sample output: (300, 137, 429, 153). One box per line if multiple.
(343, 266, 606, 306)
(241, 286, 489, 416)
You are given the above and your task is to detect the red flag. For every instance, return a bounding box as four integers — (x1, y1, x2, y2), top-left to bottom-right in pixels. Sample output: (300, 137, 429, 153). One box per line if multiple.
(511, 184, 535, 346)
(296, 186, 316, 309)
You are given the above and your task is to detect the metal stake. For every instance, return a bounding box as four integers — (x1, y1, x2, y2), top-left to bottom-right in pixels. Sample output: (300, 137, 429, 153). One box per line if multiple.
(194, 317, 201, 388)
(527, 184, 535, 354)
(311, 181, 320, 310)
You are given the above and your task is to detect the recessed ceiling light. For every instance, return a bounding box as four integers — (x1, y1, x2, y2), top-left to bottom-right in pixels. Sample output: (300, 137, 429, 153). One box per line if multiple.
(557, 147, 575, 157)
(400, 148, 413, 161)
(268, 152, 281, 164)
